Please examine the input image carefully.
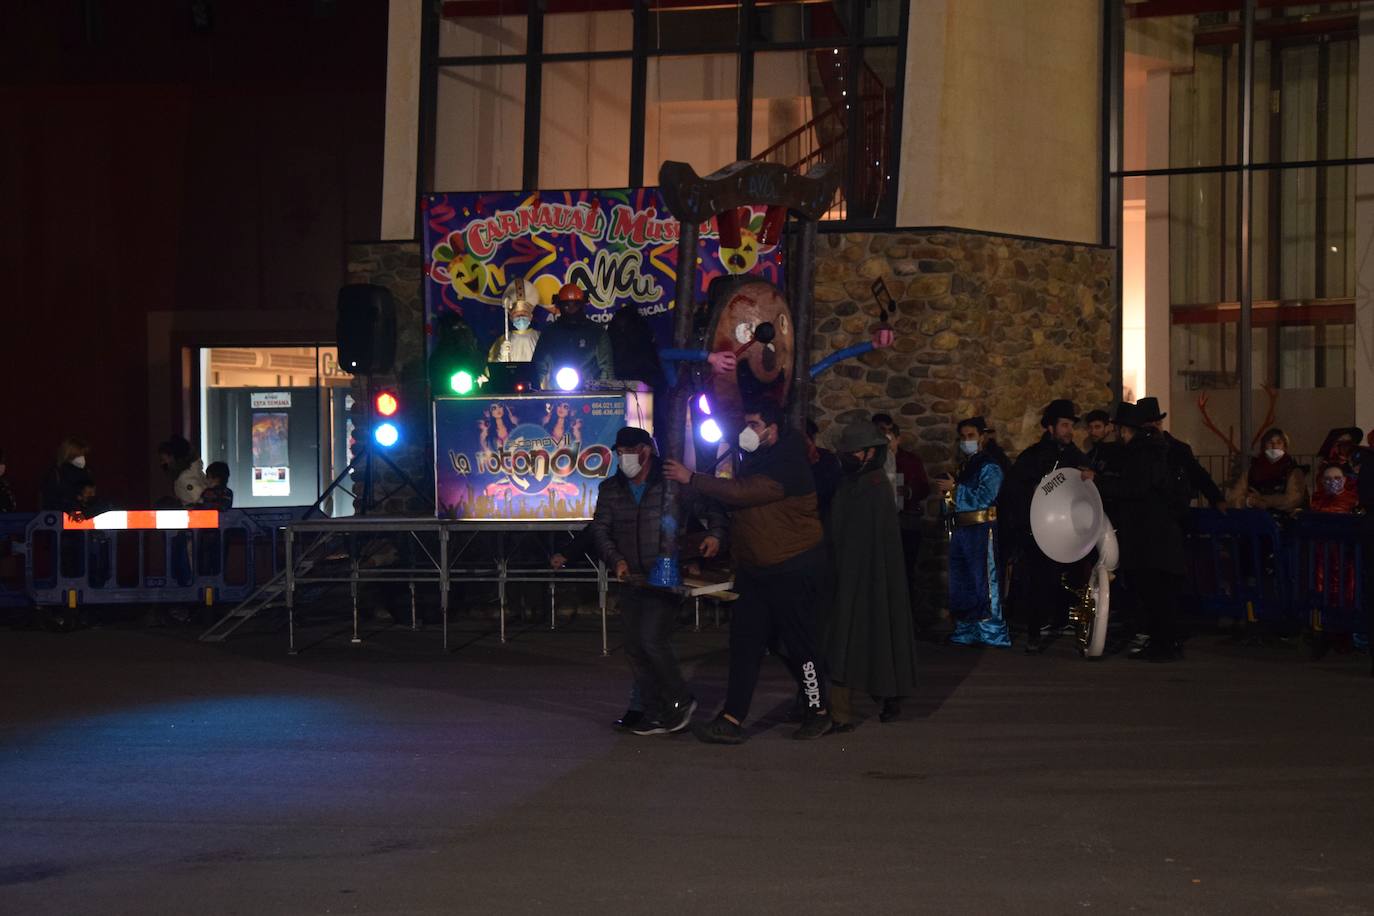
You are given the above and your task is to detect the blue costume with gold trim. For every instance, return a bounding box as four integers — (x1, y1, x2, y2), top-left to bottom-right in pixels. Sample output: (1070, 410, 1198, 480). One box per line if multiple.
(948, 451, 1011, 647)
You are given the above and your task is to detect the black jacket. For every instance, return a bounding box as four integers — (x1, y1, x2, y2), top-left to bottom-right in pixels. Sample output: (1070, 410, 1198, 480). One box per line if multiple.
(40, 462, 93, 514)
(1094, 430, 1186, 576)
(587, 461, 726, 575)
(1164, 432, 1223, 507)
(1003, 434, 1089, 547)
(530, 313, 613, 388)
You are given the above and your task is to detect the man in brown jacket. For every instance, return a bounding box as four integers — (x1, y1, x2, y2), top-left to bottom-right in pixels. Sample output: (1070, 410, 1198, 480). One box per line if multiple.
(664, 402, 834, 743)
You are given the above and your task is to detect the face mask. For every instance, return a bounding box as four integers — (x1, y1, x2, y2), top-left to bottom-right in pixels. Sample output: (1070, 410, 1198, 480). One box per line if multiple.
(512, 317, 531, 331)
(959, 440, 979, 456)
(738, 427, 761, 453)
(1323, 477, 1345, 495)
(619, 453, 642, 478)
(1264, 448, 1285, 463)
(71, 456, 87, 469)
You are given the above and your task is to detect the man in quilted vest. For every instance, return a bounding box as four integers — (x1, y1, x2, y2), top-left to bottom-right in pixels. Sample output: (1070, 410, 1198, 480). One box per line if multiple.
(587, 426, 724, 736)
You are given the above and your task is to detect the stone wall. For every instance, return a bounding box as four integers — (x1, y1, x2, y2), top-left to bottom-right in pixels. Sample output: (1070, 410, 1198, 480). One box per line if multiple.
(344, 241, 431, 515)
(809, 230, 1114, 618)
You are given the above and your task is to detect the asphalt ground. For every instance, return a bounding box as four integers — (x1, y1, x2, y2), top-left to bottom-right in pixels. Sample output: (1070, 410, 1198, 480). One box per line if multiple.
(2, 606, 1372, 915)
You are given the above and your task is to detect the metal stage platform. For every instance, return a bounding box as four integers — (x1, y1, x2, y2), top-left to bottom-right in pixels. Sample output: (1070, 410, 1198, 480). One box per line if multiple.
(284, 517, 609, 654)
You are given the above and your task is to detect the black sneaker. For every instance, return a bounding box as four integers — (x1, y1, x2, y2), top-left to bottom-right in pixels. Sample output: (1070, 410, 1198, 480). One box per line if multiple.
(631, 717, 669, 736)
(879, 698, 902, 723)
(662, 697, 698, 734)
(793, 712, 834, 740)
(693, 715, 745, 745)
(613, 710, 644, 731)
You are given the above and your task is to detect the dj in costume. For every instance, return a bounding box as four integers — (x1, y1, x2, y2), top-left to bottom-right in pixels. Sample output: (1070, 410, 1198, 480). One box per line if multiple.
(488, 278, 540, 364)
(938, 416, 1012, 648)
(530, 282, 613, 389)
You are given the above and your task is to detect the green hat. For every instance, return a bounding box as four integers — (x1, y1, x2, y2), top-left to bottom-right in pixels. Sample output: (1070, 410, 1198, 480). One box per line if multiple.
(838, 420, 888, 452)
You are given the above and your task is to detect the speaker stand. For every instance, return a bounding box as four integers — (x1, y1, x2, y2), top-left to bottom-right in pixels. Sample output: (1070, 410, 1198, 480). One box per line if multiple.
(308, 446, 432, 519)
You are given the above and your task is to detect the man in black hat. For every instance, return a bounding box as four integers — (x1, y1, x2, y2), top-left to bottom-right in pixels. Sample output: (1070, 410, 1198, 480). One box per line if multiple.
(1003, 398, 1093, 653)
(1095, 403, 1187, 661)
(1136, 396, 1225, 512)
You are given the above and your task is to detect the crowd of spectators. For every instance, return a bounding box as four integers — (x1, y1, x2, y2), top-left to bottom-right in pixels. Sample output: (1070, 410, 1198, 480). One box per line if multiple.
(6, 435, 236, 517)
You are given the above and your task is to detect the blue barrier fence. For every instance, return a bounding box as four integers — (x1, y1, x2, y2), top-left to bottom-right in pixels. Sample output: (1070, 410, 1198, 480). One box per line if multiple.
(10, 508, 300, 610)
(3, 507, 1366, 636)
(1182, 508, 1367, 633)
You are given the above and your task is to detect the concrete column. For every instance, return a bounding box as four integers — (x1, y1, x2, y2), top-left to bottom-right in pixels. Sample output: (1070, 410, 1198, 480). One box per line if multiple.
(1144, 68, 1172, 421)
(380, 0, 423, 241)
(1356, 11, 1374, 433)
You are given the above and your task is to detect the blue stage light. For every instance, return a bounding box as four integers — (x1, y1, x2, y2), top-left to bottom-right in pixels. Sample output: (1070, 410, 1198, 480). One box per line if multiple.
(554, 366, 580, 391)
(374, 422, 400, 448)
(699, 418, 723, 444)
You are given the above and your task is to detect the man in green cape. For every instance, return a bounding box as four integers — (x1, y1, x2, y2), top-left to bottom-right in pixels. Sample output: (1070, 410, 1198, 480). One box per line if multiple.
(823, 420, 919, 727)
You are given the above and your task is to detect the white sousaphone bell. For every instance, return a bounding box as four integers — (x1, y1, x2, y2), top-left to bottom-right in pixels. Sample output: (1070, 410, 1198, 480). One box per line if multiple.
(1030, 468, 1119, 658)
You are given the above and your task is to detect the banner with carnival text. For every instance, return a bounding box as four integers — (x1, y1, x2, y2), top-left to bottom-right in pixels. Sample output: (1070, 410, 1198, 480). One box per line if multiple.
(422, 189, 786, 356)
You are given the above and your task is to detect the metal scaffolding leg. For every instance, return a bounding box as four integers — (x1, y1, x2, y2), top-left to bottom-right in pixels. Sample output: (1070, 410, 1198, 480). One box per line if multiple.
(599, 563, 609, 657)
(440, 527, 450, 652)
(286, 528, 296, 656)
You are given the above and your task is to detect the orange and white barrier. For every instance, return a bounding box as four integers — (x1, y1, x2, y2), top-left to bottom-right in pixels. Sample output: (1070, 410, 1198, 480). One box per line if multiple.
(62, 510, 220, 531)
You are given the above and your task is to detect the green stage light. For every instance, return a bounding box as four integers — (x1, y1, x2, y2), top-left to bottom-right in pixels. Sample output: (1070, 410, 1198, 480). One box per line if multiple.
(450, 370, 474, 395)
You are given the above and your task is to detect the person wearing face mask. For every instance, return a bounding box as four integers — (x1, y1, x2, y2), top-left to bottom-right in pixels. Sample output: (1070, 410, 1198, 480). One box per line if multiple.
(530, 282, 613, 390)
(935, 417, 1012, 648)
(41, 437, 95, 515)
(1227, 428, 1307, 516)
(488, 279, 541, 363)
(1311, 465, 1359, 515)
(582, 427, 725, 736)
(663, 402, 835, 743)
(819, 420, 919, 729)
(1003, 399, 1093, 654)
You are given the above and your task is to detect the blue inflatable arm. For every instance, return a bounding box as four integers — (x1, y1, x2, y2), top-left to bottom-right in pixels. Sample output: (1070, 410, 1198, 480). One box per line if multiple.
(809, 341, 875, 379)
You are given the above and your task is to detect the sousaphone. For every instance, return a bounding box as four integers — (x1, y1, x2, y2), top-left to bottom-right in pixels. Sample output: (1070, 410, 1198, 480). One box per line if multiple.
(1030, 468, 1119, 658)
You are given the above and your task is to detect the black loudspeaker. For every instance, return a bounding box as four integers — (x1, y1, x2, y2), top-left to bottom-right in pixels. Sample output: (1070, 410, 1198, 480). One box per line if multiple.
(337, 284, 396, 374)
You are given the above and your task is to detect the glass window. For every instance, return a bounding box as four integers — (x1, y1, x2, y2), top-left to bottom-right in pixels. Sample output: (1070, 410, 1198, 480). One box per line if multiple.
(649, 1, 740, 52)
(1169, 173, 1232, 306)
(436, 65, 526, 192)
(439, 3, 527, 57)
(540, 59, 633, 190)
(544, 2, 633, 53)
(1170, 45, 1231, 169)
(861, 0, 902, 38)
(644, 54, 740, 180)
(199, 346, 352, 511)
(850, 45, 899, 220)
(751, 0, 851, 43)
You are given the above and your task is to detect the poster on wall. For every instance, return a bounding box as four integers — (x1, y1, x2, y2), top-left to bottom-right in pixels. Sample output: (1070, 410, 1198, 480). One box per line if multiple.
(250, 411, 291, 497)
(421, 189, 786, 356)
(434, 392, 652, 521)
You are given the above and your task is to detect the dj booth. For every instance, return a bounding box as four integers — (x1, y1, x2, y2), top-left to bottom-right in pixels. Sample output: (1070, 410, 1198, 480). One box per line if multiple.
(283, 387, 655, 655)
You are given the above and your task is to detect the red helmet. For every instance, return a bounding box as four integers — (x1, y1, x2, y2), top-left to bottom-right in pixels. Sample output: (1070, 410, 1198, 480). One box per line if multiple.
(556, 283, 586, 304)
